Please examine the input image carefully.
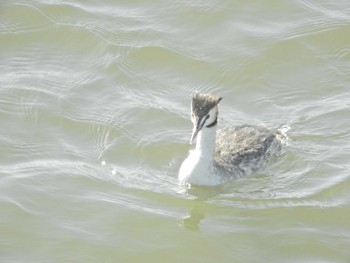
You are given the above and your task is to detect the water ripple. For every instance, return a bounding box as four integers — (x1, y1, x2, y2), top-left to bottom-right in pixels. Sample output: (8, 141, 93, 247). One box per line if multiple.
(1, 1, 350, 261)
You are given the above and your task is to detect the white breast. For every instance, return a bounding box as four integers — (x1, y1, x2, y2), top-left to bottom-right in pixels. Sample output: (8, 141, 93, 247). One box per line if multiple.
(178, 149, 223, 186)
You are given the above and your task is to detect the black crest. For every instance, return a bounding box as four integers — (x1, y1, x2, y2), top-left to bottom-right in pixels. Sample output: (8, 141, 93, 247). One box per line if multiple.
(191, 92, 222, 118)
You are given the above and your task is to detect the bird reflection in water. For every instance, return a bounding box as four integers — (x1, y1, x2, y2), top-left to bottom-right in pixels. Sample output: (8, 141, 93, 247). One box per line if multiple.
(180, 185, 222, 231)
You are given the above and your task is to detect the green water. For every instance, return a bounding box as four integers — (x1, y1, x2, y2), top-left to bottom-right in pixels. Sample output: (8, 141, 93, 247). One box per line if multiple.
(1, 1, 350, 262)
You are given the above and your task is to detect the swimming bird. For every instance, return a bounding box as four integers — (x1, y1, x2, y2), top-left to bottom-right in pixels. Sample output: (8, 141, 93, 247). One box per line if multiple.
(178, 92, 289, 186)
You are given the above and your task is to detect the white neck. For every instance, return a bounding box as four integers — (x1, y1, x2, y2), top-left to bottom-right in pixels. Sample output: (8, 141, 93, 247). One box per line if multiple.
(179, 125, 223, 186)
(195, 126, 217, 160)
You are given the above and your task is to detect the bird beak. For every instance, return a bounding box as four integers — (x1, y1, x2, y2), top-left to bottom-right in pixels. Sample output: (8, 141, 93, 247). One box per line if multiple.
(190, 118, 202, 144)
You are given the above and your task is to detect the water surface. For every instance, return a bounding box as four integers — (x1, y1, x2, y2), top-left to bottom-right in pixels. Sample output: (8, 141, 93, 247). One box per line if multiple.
(1, 0, 350, 262)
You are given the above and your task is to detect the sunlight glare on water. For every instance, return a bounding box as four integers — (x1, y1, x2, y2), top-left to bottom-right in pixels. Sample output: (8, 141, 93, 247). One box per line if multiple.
(0, 0, 350, 262)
